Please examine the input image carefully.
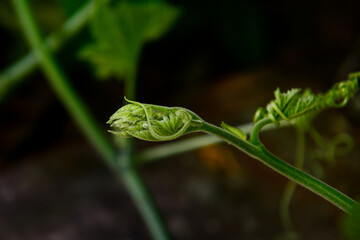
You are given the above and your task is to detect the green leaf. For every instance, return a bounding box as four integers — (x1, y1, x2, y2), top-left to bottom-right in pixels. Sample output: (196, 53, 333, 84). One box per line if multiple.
(267, 88, 324, 124)
(57, 0, 88, 16)
(254, 74, 359, 126)
(80, 0, 181, 80)
(341, 203, 360, 240)
(221, 122, 247, 140)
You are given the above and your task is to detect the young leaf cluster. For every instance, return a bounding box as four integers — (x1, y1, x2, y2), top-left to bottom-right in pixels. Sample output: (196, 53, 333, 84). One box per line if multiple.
(107, 98, 202, 141)
(80, 0, 180, 79)
(254, 74, 359, 126)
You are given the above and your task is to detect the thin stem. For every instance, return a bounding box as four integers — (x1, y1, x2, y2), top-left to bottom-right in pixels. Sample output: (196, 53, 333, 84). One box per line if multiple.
(121, 164, 169, 240)
(125, 67, 137, 100)
(0, 0, 96, 102)
(119, 139, 170, 240)
(12, 1, 169, 239)
(308, 125, 330, 152)
(121, 69, 170, 239)
(201, 121, 356, 213)
(11, 0, 115, 164)
(280, 181, 297, 230)
(280, 127, 305, 232)
(250, 118, 273, 145)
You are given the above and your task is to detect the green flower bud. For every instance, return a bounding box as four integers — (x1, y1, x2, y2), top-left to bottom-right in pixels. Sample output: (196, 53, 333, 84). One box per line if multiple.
(107, 98, 203, 141)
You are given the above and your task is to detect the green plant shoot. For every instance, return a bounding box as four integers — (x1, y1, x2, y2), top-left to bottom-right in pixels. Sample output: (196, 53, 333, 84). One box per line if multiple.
(108, 75, 359, 215)
(253, 75, 358, 127)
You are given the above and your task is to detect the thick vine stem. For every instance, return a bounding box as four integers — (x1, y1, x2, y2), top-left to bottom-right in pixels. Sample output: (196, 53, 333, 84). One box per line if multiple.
(136, 121, 291, 164)
(201, 121, 356, 213)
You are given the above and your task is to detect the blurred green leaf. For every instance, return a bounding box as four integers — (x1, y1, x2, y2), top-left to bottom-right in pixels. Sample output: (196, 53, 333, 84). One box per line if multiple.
(342, 203, 360, 240)
(57, 0, 88, 16)
(80, 0, 180, 80)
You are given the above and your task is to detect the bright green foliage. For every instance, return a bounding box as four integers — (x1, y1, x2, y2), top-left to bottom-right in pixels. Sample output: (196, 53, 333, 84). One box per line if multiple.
(325, 73, 359, 107)
(107, 98, 203, 141)
(254, 88, 323, 126)
(254, 74, 359, 126)
(292, 89, 317, 130)
(58, 0, 89, 16)
(341, 203, 360, 240)
(80, 0, 180, 79)
(221, 121, 247, 140)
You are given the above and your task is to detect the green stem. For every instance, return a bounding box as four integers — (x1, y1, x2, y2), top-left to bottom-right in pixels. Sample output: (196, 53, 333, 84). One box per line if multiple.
(125, 67, 137, 100)
(11, 0, 115, 164)
(121, 164, 169, 240)
(308, 125, 331, 152)
(12, 1, 169, 239)
(136, 121, 290, 165)
(121, 69, 169, 239)
(201, 121, 356, 213)
(120, 139, 170, 240)
(1, 0, 96, 103)
(250, 118, 273, 145)
(280, 127, 305, 232)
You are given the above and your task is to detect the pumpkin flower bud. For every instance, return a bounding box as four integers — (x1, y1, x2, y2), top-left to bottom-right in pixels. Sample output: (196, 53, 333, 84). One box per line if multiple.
(107, 98, 203, 141)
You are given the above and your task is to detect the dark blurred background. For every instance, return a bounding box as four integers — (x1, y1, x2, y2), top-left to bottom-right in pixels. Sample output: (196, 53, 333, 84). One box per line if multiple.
(1, 0, 360, 239)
